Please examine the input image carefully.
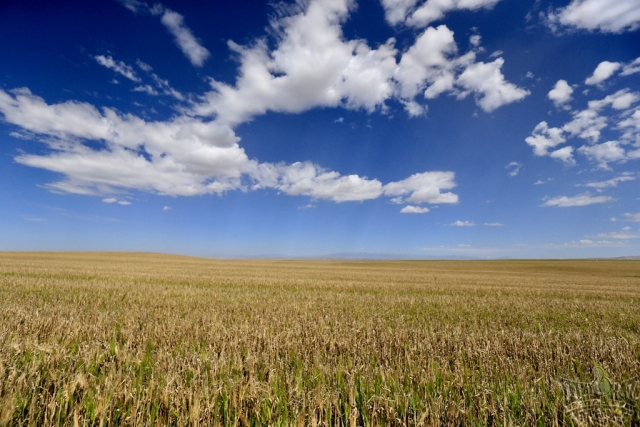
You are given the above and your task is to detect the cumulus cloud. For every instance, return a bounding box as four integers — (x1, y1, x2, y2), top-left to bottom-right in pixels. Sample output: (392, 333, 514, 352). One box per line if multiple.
(163, 206, 172, 211)
(542, 193, 614, 207)
(400, 205, 430, 213)
(548, 79, 573, 107)
(525, 121, 567, 156)
(160, 9, 211, 67)
(585, 61, 622, 85)
(577, 141, 627, 169)
(456, 58, 530, 112)
(450, 220, 474, 226)
(381, 0, 502, 27)
(94, 55, 140, 82)
(193, 4, 528, 124)
(382, 171, 458, 204)
(0, 87, 460, 205)
(547, 0, 640, 33)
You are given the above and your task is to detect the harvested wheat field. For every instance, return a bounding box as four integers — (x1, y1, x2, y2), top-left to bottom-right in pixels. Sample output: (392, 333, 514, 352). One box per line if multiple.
(0, 252, 639, 426)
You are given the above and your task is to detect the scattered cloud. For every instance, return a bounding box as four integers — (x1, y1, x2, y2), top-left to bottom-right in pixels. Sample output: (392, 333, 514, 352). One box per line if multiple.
(534, 178, 552, 185)
(526, 82, 640, 167)
(505, 161, 521, 177)
(298, 203, 316, 210)
(450, 220, 474, 226)
(484, 222, 504, 226)
(583, 172, 635, 188)
(400, 205, 429, 213)
(548, 79, 573, 107)
(94, 55, 140, 82)
(542, 193, 614, 207)
(595, 226, 640, 239)
(162, 206, 172, 211)
(547, 0, 640, 33)
(622, 212, 640, 222)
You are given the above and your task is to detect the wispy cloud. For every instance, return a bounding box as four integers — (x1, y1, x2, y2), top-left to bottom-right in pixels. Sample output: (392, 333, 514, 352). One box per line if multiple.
(450, 220, 474, 226)
(542, 193, 613, 207)
(94, 55, 140, 82)
(159, 9, 210, 67)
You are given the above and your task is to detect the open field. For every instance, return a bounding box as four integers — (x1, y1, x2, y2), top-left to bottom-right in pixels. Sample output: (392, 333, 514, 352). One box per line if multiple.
(0, 252, 639, 426)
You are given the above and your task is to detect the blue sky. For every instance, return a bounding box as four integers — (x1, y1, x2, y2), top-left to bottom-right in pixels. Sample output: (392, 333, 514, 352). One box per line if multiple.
(0, 0, 639, 258)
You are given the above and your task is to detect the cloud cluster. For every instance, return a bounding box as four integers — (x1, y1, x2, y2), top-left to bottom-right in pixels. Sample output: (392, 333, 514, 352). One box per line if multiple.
(547, 0, 640, 33)
(192, 1, 528, 125)
(527, 73, 640, 167)
(0, 88, 459, 209)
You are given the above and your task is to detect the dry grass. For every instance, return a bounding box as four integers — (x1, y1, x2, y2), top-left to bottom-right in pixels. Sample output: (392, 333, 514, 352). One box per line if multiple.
(0, 252, 639, 426)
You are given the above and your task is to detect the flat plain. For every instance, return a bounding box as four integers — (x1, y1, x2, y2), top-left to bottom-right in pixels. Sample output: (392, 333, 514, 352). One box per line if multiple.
(0, 252, 639, 426)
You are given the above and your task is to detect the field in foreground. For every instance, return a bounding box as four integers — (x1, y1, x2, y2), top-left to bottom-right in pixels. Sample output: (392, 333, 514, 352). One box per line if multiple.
(0, 253, 639, 426)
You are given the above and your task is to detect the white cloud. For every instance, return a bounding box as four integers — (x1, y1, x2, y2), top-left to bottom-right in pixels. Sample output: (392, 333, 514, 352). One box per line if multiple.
(542, 193, 614, 207)
(588, 89, 639, 111)
(621, 57, 640, 76)
(547, 0, 640, 33)
(163, 206, 172, 211)
(451, 220, 474, 226)
(94, 55, 140, 82)
(585, 61, 622, 85)
(622, 212, 640, 222)
(484, 222, 504, 226)
(382, 171, 458, 204)
(102, 197, 131, 205)
(133, 85, 159, 96)
(525, 121, 566, 156)
(118, 1, 210, 67)
(400, 205, 430, 213)
(160, 9, 211, 67)
(549, 146, 575, 164)
(578, 140, 627, 169)
(562, 108, 607, 143)
(469, 35, 481, 47)
(548, 79, 573, 107)
(0, 88, 460, 205)
(583, 172, 635, 188)
(192, 4, 527, 124)
(410, 0, 501, 27)
(534, 178, 552, 185)
(455, 58, 530, 112)
(505, 161, 521, 177)
(596, 227, 640, 239)
(382, 0, 502, 28)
